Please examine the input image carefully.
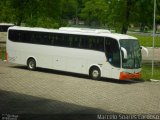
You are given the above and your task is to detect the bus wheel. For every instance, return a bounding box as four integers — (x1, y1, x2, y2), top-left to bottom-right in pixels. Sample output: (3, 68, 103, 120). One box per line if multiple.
(27, 58, 36, 70)
(89, 67, 101, 80)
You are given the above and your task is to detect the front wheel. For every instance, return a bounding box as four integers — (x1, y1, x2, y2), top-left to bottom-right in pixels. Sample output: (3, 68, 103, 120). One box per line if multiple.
(89, 67, 101, 80)
(27, 58, 36, 70)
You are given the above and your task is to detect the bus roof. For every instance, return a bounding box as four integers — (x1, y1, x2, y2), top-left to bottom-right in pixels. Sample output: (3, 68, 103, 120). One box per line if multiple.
(0, 23, 14, 26)
(8, 26, 137, 40)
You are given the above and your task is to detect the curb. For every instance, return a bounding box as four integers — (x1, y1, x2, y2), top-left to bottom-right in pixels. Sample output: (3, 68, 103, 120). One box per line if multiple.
(150, 79, 160, 82)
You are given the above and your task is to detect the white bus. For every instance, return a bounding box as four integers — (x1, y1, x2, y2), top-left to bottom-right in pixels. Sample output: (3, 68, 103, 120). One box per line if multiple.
(7, 26, 145, 80)
(0, 23, 14, 32)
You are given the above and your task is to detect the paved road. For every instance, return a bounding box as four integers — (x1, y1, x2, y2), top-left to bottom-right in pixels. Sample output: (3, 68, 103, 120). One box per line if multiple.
(0, 60, 160, 118)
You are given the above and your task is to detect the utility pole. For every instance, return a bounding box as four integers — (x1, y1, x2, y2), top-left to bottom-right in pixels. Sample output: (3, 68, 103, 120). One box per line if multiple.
(152, 0, 156, 76)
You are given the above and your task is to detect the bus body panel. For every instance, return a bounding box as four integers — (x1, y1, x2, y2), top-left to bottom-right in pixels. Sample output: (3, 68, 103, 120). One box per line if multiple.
(7, 40, 114, 77)
(110, 67, 121, 79)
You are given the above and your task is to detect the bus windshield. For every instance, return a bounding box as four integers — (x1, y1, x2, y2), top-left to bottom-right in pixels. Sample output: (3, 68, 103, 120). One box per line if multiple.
(120, 39, 142, 69)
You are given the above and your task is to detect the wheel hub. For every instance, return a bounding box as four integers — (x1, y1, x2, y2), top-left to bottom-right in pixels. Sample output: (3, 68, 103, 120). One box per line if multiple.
(92, 70, 99, 78)
(29, 61, 34, 69)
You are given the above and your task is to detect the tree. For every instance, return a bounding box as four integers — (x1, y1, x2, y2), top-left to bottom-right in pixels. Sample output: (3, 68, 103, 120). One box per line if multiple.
(61, 0, 78, 19)
(33, 0, 61, 28)
(106, 0, 138, 34)
(80, 0, 108, 27)
(9, 0, 31, 26)
(121, 0, 135, 34)
(132, 0, 153, 32)
(155, 0, 160, 33)
(0, 0, 14, 23)
(12, 0, 62, 28)
(0, 0, 159, 32)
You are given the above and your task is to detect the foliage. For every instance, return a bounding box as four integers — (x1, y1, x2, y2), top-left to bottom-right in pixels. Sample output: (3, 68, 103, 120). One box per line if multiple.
(80, 0, 108, 26)
(0, 0, 160, 32)
(61, 0, 78, 19)
(0, 0, 64, 28)
(106, 0, 135, 33)
(0, 0, 14, 23)
(132, 0, 153, 32)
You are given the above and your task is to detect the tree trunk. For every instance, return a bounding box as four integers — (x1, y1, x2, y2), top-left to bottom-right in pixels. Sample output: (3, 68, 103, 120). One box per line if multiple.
(121, 0, 133, 34)
(140, 23, 145, 32)
(121, 24, 128, 34)
(16, 16, 22, 26)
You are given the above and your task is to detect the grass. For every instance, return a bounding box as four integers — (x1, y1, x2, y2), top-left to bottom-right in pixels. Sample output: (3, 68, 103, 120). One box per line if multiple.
(128, 33, 160, 80)
(0, 47, 6, 60)
(128, 33, 160, 47)
(129, 33, 160, 80)
(142, 64, 160, 81)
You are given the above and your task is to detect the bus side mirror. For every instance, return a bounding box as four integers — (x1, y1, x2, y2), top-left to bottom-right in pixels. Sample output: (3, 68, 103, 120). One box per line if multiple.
(140, 46, 148, 56)
(121, 47, 128, 59)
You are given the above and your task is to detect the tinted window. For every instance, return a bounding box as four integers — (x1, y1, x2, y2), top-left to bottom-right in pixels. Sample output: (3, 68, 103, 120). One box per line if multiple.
(105, 37, 120, 67)
(21, 31, 31, 43)
(0, 25, 12, 32)
(9, 30, 51, 45)
(8, 30, 14, 41)
(9, 30, 20, 42)
(8, 30, 104, 52)
(84, 36, 104, 51)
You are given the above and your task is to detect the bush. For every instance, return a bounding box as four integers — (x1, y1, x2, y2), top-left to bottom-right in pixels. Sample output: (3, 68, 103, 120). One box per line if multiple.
(26, 17, 60, 29)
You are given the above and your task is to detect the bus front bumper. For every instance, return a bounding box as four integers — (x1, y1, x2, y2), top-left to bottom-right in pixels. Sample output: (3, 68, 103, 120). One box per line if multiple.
(119, 72, 141, 80)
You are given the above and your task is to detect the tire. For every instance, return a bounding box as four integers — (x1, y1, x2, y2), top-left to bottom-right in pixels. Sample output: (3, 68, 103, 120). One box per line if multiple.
(27, 58, 36, 70)
(89, 67, 101, 80)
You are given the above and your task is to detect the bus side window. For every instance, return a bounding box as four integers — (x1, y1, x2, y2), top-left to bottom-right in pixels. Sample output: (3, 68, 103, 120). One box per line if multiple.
(62, 34, 70, 47)
(30, 32, 36, 44)
(16, 31, 21, 42)
(88, 36, 93, 49)
(68, 35, 73, 47)
(49, 33, 54, 45)
(53, 34, 59, 46)
(9, 30, 15, 42)
(39, 32, 45, 44)
(73, 36, 79, 48)
(91, 37, 96, 50)
(97, 37, 104, 51)
(21, 31, 28, 43)
(80, 36, 88, 49)
(58, 34, 65, 47)
(43, 33, 50, 45)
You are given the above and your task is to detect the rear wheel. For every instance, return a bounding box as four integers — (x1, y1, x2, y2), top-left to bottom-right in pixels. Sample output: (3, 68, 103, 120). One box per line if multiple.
(89, 67, 101, 80)
(27, 58, 36, 70)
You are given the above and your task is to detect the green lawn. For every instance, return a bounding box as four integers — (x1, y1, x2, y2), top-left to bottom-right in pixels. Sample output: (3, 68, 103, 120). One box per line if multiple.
(0, 48, 6, 60)
(128, 33, 160, 47)
(141, 64, 160, 81)
(128, 33, 160, 81)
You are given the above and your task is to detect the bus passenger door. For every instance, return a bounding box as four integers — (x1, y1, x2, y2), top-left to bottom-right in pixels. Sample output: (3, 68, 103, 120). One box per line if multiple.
(107, 51, 121, 79)
(110, 67, 121, 79)
(105, 37, 121, 79)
